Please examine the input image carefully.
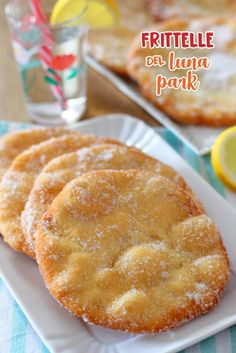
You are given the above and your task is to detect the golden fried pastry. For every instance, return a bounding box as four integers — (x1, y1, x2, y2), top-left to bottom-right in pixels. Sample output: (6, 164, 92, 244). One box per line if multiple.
(0, 134, 120, 257)
(36, 170, 230, 333)
(89, 0, 154, 75)
(116, 0, 154, 32)
(0, 127, 67, 180)
(88, 28, 136, 76)
(22, 144, 192, 258)
(148, 0, 236, 21)
(128, 18, 236, 126)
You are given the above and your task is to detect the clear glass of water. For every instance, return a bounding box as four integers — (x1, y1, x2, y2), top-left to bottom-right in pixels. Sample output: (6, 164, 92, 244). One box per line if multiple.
(5, 0, 88, 125)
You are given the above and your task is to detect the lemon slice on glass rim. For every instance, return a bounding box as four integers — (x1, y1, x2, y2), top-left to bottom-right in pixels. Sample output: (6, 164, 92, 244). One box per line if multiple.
(212, 126, 236, 191)
(50, 0, 119, 27)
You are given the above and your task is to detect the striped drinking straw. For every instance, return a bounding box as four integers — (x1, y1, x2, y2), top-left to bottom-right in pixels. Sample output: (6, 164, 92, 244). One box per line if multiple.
(29, 0, 67, 109)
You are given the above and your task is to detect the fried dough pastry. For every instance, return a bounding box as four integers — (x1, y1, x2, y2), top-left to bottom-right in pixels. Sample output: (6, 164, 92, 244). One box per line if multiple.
(148, 0, 236, 21)
(128, 17, 236, 126)
(0, 127, 67, 180)
(88, 0, 154, 75)
(36, 170, 230, 333)
(22, 144, 192, 257)
(88, 28, 136, 76)
(0, 134, 119, 257)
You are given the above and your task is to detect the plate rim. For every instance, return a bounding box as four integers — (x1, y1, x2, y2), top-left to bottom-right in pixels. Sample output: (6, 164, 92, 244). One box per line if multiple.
(0, 114, 236, 353)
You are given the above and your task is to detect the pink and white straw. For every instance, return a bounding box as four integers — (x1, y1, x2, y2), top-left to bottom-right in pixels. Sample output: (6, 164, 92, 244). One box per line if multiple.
(29, 0, 67, 109)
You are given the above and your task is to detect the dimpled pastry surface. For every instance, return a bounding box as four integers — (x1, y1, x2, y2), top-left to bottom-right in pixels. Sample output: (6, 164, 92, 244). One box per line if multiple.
(0, 127, 68, 180)
(0, 134, 120, 257)
(35, 170, 230, 334)
(128, 17, 236, 126)
(22, 143, 192, 257)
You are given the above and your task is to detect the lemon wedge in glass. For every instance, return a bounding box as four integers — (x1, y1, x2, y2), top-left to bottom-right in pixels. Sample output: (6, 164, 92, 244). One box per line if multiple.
(50, 0, 119, 27)
(212, 126, 236, 191)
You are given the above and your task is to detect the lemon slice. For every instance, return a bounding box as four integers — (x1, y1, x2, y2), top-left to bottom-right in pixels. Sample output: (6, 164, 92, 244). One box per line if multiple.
(50, 0, 119, 27)
(212, 126, 236, 190)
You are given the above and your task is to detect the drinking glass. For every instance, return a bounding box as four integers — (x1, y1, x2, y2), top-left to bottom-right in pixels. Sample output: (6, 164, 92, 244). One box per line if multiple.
(5, 0, 88, 125)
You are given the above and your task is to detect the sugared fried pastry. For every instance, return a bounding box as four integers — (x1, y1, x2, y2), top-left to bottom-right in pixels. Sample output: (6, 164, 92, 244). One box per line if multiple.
(0, 127, 67, 179)
(128, 18, 236, 126)
(0, 134, 120, 257)
(36, 170, 229, 333)
(22, 144, 193, 257)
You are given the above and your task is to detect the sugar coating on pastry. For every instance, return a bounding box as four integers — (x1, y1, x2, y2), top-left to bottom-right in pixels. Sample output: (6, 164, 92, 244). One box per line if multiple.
(0, 127, 68, 180)
(148, 0, 236, 21)
(35, 170, 230, 334)
(88, 0, 154, 75)
(22, 144, 194, 257)
(128, 18, 236, 126)
(0, 134, 120, 257)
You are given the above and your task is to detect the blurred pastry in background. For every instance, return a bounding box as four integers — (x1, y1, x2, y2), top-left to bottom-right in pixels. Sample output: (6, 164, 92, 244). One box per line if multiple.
(88, 28, 136, 76)
(148, 0, 236, 21)
(88, 0, 154, 76)
(128, 17, 236, 126)
(113, 0, 154, 31)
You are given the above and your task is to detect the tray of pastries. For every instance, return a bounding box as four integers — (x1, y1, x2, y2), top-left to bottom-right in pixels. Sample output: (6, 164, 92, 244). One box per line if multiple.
(87, 0, 236, 155)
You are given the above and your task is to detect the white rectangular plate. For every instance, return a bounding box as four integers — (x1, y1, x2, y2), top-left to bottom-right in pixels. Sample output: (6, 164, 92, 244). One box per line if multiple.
(0, 114, 236, 353)
(86, 56, 225, 156)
